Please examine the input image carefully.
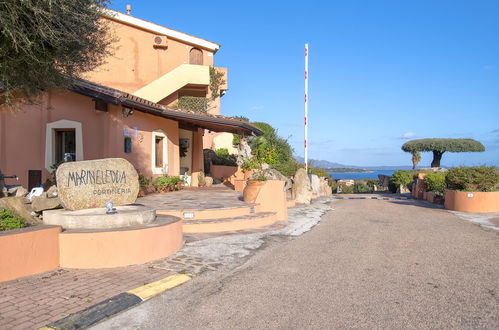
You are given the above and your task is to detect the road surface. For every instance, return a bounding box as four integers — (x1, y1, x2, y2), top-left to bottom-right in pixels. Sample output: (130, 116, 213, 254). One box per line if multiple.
(93, 198, 499, 329)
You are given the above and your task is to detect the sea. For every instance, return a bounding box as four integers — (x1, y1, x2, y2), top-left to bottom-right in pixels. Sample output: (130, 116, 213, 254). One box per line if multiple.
(329, 169, 396, 180)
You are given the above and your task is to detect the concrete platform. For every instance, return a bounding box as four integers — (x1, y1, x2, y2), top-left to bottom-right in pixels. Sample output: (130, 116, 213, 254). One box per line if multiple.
(43, 205, 156, 229)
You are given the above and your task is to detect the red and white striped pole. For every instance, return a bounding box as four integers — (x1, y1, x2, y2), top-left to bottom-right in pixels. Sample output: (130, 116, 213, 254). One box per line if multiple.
(304, 43, 309, 172)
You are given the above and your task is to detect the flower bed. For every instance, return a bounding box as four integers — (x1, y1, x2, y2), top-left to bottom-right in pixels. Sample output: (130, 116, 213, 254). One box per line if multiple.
(444, 190, 499, 213)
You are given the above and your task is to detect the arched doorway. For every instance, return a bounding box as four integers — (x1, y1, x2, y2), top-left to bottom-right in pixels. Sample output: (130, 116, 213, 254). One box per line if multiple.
(189, 48, 203, 65)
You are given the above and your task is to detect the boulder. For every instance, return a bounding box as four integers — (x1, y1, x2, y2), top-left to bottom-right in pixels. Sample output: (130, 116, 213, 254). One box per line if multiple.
(397, 184, 410, 194)
(205, 176, 214, 187)
(46, 185, 58, 198)
(378, 175, 390, 188)
(6, 185, 28, 197)
(31, 193, 62, 212)
(310, 174, 321, 195)
(319, 177, 332, 197)
(0, 197, 39, 224)
(56, 158, 139, 210)
(292, 168, 312, 204)
(15, 186, 28, 197)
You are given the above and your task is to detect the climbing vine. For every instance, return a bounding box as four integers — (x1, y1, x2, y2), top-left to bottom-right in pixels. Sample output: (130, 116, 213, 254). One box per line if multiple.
(209, 66, 226, 101)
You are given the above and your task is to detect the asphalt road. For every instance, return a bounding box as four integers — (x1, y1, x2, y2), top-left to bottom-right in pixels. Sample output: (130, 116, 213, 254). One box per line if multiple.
(94, 199, 499, 329)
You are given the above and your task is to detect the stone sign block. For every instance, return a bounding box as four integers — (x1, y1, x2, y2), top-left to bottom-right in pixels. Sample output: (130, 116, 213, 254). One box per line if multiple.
(56, 158, 139, 210)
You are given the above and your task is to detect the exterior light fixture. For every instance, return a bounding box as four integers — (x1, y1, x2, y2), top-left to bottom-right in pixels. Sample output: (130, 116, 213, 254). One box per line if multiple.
(122, 107, 134, 118)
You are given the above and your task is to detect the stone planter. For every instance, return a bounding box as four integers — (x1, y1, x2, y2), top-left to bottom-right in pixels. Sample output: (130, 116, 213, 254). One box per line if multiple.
(243, 180, 266, 202)
(425, 191, 435, 203)
(444, 189, 499, 213)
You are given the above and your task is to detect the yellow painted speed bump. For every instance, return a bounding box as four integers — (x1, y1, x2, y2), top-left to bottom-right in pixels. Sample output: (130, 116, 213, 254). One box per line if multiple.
(128, 274, 191, 301)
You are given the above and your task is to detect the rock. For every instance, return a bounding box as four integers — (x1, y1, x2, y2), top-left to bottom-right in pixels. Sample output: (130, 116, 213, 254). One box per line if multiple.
(205, 176, 214, 187)
(291, 168, 312, 204)
(6, 185, 28, 197)
(31, 193, 62, 212)
(319, 177, 332, 197)
(378, 175, 390, 188)
(0, 197, 39, 224)
(46, 185, 58, 198)
(265, 169, 287, 181)
(56, 158, 139, 211)
(310, 174, 321, 195)
(397, 184, 410, 194)
(15, 186, 28, 197)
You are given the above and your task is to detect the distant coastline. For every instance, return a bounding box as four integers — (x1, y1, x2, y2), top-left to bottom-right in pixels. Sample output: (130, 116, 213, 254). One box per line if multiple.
(326, 168, 373, 173)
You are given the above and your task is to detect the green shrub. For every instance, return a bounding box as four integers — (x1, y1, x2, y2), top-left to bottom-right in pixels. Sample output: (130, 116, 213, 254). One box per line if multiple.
(366, 179, 378, 191)
(154, 176, 182, 192)
(0, 209, 26, 231)
(271, 160, 302, 178)
(329, 181, 339, 193)
(390, 170, 414, 189)
(340, 184, 354, 194)
(138, 174, 152, 189)
(354, 182, 369, 193)
(212, 148, 238, 166)
(423, 172, 447, 195)
(445, 166, 499, 192)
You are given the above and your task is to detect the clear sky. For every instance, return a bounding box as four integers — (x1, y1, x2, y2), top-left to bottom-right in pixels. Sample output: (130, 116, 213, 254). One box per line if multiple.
(110, 0, 499, 167)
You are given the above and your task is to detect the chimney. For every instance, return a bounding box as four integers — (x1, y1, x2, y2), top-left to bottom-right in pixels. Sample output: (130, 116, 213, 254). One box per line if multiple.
(126, 4, 131, 15)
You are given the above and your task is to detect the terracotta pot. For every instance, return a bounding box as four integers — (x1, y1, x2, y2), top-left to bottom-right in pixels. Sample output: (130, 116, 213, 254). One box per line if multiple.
(243, 180, 266, 202)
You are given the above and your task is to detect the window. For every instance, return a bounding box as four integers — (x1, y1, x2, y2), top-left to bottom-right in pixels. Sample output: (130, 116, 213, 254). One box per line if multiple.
(151, 130, 168, 174)
(189, 48, 203, 65)
(55, 129, 76, 163)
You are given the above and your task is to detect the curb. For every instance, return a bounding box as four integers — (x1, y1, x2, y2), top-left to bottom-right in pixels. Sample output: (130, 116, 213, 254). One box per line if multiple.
(39, 273, 191, 329)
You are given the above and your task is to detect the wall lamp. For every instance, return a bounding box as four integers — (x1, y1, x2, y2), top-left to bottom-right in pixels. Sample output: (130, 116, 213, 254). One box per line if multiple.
(122, 106, 134, 118)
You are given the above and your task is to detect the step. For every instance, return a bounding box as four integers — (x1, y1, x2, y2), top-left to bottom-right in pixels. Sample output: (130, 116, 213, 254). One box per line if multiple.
(182, 212, 278, 234)
(157, 205, 255, 220)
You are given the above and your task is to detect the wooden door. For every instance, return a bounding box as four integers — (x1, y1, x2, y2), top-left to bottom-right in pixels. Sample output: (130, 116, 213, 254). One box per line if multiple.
(189, 48, 203, 65)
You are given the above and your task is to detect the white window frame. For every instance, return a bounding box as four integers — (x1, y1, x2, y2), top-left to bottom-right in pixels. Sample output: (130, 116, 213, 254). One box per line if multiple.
(151, 130, 168, 175)
(45, 119, 84, 171)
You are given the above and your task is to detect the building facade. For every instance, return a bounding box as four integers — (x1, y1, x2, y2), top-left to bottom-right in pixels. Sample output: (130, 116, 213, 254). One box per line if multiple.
(0, 8, 260, 190)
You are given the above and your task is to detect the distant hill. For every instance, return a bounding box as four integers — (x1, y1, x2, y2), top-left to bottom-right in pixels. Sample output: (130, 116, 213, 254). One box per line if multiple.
(295, 156, 414, 171)
(295, 156, 361, 169)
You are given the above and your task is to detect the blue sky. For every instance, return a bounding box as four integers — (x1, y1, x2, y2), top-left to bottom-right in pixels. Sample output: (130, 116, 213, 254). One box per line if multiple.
(110, 0, 499, 167)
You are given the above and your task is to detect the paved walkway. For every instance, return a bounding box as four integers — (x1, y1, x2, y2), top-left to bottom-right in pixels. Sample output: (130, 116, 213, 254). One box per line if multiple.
(0, 199, 332, 329)
(138, 187, 251, 210)
(94, 198, 499, 329)
(0, 266, 171, 329)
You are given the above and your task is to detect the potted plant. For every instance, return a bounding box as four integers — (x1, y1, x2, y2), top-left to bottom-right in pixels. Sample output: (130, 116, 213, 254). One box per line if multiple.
(198, 172, 206, 187)
(243, 172, 267, 202)
(138, 174, 152, 197)
(444, 166, 499, 212)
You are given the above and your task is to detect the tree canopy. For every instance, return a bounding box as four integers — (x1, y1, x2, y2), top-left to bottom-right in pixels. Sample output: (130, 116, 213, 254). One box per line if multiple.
(401, 138, 485, 168)
(0, 0, 114, 105)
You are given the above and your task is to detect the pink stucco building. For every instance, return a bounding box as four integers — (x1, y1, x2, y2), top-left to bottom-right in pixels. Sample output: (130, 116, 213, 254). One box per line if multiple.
(0, 8, 261, 189)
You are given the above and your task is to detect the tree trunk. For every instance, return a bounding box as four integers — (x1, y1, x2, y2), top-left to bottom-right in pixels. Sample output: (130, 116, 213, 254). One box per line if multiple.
(431, 151, 443, 168)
